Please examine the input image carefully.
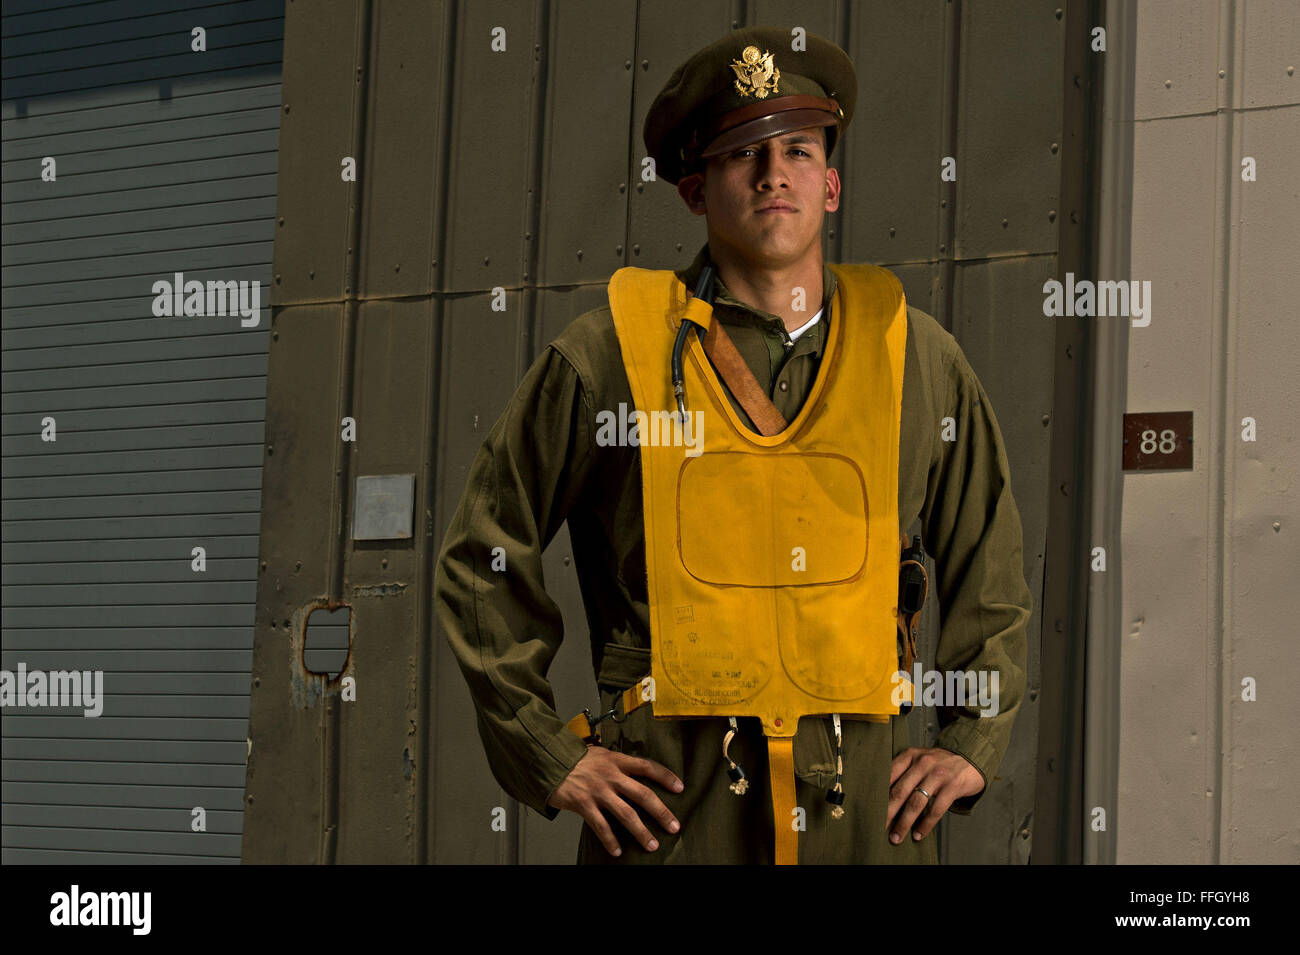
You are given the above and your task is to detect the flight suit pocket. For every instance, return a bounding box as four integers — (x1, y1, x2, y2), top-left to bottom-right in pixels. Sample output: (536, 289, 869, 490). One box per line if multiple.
(793, 717, 837, 789)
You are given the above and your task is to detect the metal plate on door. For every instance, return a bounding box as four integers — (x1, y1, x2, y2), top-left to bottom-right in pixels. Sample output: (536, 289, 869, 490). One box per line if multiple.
(352, 474, 415, 540)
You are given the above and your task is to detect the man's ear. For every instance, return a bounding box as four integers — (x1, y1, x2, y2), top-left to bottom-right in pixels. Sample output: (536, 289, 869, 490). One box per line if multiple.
(823, 167, 842, 214)
(677, 172, 707, 216)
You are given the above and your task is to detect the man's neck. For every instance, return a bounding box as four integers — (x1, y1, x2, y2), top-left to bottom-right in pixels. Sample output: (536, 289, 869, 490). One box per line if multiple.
(709, 245, 825, 334)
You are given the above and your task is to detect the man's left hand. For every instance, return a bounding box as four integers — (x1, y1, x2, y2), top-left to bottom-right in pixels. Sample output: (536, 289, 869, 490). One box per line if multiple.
(886, 747, 984, 845)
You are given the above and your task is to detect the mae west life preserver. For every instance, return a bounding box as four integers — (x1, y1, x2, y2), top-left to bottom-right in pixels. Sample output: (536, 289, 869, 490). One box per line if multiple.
(597, 261, 910, 863)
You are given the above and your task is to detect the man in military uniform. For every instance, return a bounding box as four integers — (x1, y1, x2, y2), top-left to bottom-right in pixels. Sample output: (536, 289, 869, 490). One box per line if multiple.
(433, 26, 1032, 864)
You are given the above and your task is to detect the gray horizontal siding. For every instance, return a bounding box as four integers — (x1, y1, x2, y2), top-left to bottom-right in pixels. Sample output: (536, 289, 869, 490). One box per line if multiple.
(1, 0, 283, 863)
(6, 760, 248, 787)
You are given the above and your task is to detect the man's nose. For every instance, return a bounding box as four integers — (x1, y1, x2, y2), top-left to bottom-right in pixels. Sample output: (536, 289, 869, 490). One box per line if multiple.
(755, 147, 791, 188)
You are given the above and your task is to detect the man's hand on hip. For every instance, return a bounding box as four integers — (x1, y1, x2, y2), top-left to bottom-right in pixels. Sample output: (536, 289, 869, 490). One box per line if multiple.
(546, 744, 683, 857)
(886, 747, 985, 845)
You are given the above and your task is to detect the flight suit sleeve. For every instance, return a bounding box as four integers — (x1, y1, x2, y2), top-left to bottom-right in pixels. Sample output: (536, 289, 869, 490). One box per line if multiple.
(920, 342, 1033, 816)
(433, 344, 596, 819)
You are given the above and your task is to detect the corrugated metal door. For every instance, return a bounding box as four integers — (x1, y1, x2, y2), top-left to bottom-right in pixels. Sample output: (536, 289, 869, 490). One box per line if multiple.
(1, 0, 284, 862)
(247, 0, 1079, 864)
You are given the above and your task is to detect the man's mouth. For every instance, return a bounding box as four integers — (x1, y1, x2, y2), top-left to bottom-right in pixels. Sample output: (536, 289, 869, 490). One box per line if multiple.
(756, 202, 796, 214)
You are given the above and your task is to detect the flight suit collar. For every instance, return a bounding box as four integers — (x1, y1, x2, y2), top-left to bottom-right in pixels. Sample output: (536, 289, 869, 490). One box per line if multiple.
(674, 244, 834, 358)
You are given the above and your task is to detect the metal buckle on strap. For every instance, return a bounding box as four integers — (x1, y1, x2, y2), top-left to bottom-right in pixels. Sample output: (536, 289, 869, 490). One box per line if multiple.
(583, 691, 628, 733)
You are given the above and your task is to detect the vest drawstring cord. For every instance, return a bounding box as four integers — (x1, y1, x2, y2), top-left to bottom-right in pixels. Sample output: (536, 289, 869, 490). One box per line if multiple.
(826, 713, 846, 819)
(722, 716, 748, 794)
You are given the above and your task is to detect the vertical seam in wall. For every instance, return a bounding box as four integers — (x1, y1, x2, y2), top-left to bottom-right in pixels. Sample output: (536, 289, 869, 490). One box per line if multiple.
(319, 0, 374, 866)
(1088, 0, 1135, 867)
(931, 0, 964, 866)
(503, 0, 555, 865)
(1210, 0, 1240, 867)
(833, 0, 850, 264)
(522, 3, 552, 373)
(625, 1, 643, 266)
(420, 0, 461, 866)
(938, 0, 962, 334)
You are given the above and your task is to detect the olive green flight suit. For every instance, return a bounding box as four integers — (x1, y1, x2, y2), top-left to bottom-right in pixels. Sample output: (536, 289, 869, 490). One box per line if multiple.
(433, 245, 1033, 864)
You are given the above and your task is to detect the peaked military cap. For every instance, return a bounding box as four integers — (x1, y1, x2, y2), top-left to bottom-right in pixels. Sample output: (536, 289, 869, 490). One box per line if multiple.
(644, 26, 857, 185)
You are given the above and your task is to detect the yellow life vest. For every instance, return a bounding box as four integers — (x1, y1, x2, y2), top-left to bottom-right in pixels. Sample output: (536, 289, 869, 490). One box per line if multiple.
(605, 262, 910, 863)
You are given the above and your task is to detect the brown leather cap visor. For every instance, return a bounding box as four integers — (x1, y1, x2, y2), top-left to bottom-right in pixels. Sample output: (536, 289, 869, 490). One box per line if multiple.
(696, 94, 841, 159)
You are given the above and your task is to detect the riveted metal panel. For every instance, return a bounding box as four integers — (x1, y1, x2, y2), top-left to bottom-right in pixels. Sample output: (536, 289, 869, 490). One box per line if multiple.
(750, 0, 839, 34)
(241, 301, 346, 863)
(1117, 111, 1219, 864)
(359, 0, 450, 298)
(443, 1, 544, 293)
(1225, 103, 1300, 863)
(841, 1, 948, 266)
(430, 293, 529, 864)
(536, 0, 637, 286)
(271, 0, 363, 305)
(331, 298, 433, 862)
(1240, 0, 1300, 109)
(535, 281, 615, 346)
(954, 1, 1064, 259)
(1132, 0, 1221, 121)
(885, 262, 942, 320)
(624, 0, 733, 269)
(944, 256, 1054, 863)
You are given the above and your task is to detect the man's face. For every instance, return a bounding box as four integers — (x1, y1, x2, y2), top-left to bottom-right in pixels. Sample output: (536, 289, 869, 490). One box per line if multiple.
(677, 126, 842, 267)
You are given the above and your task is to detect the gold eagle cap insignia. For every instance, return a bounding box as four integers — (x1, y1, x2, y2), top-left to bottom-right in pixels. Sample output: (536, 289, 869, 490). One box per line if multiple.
(729, 45, 780, 99)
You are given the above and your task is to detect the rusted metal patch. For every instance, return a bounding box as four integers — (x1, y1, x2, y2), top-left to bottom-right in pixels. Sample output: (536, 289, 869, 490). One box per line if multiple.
(289, 596, 355, 709)
(352, 581, 407, 598)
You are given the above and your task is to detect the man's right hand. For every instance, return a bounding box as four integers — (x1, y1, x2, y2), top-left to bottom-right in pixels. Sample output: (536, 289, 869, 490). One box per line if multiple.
(546, 744, 683, 857)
